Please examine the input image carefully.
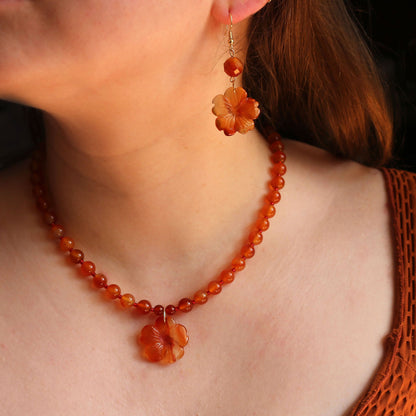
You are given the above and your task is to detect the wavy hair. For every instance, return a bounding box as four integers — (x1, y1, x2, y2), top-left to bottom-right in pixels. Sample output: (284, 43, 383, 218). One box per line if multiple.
(244, 0, 393, 166)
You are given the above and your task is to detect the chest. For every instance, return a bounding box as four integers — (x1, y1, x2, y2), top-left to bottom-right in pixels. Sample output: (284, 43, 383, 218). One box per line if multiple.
(0, 247, 393, 416)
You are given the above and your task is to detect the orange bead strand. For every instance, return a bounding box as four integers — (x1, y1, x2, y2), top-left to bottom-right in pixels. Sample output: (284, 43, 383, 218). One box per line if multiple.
(30, 133, 286, 360)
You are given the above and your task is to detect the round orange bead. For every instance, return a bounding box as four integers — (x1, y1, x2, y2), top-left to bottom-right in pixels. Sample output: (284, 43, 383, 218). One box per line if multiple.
(70, 249, 84, 264)
(30, 172, 42, 184)
(43, 212, 56, 225)
(220, 270, 235, 284)
(241, 244, 255, 259)
(256, 217, 270, 231)
(80, 260, 95, 275)
(37, 197, 48, 211)
(59, 237, 74, 251)
(271, 151, 286, 164)
(178, 298, 193, 313)
(249, 230, 263, 245)
(137, 299, 152, 314)
(270, 140, 284, 152)
(207, 281, 222, 295)
(106, 284, 121, 299)
(262, 202, 276, 218)
(224, 57, 244, 77)
(231, 256, 246, 271)
(120, 293, 135, 308)
(270, 176, 285, 190)
(33, 185, 44, 198)
(272, 162, 287, 176)
(166, 305, 177, 315)
(51, 224, 64, 238)
(193, 290, 208, 304)
(267, 190, 281, 204)
(153, 305, 164, 316)
(93, 273, 107, 288)
(267, 132, 282, 143)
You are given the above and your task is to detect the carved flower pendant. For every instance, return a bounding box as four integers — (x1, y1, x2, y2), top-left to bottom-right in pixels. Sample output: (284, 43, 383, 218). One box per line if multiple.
(212, 86, 260, 136)
(138, 316, 189, 364)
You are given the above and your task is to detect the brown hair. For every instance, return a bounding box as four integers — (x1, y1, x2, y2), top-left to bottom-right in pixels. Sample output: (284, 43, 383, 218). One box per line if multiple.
(244, 0, 393, 166)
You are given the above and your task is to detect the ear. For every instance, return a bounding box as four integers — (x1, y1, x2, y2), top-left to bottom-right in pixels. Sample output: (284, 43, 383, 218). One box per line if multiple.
(211, 0, 270, 24)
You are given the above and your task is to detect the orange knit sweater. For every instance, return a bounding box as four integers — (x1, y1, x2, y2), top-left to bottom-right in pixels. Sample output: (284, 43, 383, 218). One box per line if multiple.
(348, 168, 416, 415)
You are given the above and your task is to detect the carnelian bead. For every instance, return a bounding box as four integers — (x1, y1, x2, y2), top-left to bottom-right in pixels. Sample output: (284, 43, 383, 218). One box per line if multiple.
(30, 172, 42, 184)
(270, 140, 284, 152)
(80, 260, 95, 275)
(166, 305, 177, 315)
(51, 224, 64, 238)
(193, 290, 208, 304)
(43, 212, 56, 225)
(256, 217, 270, 231)
(137, 299, 152, 314)
(32, 185, 44, 198)
(262, 202, 276, 218)
(106, 284, 121, 299)
(224, 57, 244, 77)
(271, 151, 286, 164)
(153, 305, 164, 316)
(120, 293, 135, 308)
(272, 162, 287, 176)
(178, 298, 193, 313)
(249, 230, 263, 245)
(93, 273, 107, 288)
(36, 197, 48, 211)
(220, 270, 235, 284)
(270, 176, 285, 190)
(207, 281, 222, 295)
(267, 132, 282, 143)
(59, 237, 74, 251)
(231, 256, 246, 271)
(267, 190, 281, 204)
(70, 249, 84, 264)
(241, 244, 255, 259)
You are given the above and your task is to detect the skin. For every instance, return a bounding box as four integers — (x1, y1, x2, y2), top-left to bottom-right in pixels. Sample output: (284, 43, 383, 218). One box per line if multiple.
(0, 0, 395, 414)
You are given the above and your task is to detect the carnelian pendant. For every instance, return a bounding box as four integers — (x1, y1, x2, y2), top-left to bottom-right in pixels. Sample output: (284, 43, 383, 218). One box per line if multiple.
(138, 316, 189, 364)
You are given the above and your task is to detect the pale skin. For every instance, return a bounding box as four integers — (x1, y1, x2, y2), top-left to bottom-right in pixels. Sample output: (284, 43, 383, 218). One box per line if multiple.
(0, 0, 395, 415)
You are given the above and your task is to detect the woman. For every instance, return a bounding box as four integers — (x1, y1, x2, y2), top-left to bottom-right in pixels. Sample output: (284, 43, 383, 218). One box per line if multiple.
(0, 0, 414, 414)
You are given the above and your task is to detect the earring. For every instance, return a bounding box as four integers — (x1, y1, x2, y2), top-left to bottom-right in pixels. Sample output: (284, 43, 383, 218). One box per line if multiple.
(212, 13, 260, 136)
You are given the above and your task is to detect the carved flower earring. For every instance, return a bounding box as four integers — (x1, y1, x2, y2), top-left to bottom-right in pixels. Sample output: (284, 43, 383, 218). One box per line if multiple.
(212, 13, 260, 136)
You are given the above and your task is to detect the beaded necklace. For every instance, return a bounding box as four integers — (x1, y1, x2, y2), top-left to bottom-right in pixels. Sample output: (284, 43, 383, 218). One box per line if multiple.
(30, 132, 286, 364)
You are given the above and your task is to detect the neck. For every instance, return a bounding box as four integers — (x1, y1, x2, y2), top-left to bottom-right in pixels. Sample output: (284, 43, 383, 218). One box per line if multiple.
(42, 108, 272, 298)
(31, 18, 274, 298)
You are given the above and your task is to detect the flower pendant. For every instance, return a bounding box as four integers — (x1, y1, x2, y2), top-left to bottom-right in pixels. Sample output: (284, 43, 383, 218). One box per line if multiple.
(212, 87, 260, 136)
(138, 316, 189, 364)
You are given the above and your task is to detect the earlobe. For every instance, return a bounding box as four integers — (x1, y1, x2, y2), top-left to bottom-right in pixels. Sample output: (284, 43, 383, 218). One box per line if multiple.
(211, 0, 270, 24)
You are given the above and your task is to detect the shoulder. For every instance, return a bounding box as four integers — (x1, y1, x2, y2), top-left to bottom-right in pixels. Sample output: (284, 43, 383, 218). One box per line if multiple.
(281, 138, 389, 221)
(280, 138, 394, 290)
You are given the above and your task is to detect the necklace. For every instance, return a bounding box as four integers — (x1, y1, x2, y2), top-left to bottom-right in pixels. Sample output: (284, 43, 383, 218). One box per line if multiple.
(30, 131, 286, 365)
